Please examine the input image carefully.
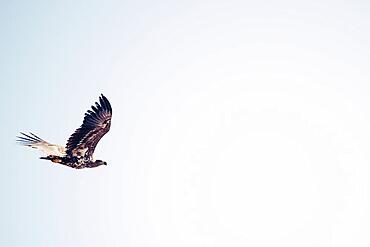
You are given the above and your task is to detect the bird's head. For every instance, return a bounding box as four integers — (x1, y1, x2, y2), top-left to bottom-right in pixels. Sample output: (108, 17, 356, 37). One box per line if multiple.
(95, 159, 108, 166)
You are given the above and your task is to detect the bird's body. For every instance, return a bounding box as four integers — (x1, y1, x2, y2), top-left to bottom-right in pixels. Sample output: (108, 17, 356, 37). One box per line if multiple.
(17, 94, 112, 169)
(41, 155, 105, 169)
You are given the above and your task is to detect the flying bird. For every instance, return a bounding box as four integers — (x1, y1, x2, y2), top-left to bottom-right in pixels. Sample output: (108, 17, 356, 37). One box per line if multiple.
(17, 94, 112, 169)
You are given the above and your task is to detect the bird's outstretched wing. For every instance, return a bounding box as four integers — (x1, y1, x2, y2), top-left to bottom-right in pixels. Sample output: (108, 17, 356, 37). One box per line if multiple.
(17, 132, 66, 156)
(65, 94, 112, 158)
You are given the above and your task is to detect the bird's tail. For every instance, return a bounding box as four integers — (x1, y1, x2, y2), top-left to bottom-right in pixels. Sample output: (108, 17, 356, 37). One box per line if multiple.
(39, 155, 64, 163)
(16, 132, 66, 156)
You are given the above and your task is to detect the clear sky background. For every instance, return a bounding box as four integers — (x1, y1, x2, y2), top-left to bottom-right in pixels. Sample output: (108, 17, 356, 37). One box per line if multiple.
(1, 0, 370, 246)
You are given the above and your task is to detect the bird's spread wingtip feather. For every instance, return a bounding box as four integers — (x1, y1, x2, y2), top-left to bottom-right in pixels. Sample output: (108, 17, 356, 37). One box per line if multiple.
(29, 132, 43, 141)
(100, 94, 112, 113)
(20, 132, 37, 141)
(65, 94, 112, 154)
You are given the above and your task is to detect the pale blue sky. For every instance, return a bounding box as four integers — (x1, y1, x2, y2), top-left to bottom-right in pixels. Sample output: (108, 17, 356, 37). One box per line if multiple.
(1, 1, 370, 246)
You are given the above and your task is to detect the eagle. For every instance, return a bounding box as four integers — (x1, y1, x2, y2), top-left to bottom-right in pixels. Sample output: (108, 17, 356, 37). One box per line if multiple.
(17, 94, 112, 169)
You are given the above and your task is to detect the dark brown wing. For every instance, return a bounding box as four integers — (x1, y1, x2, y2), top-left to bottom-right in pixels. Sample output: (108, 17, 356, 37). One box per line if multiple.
(66, 94, 112, 158)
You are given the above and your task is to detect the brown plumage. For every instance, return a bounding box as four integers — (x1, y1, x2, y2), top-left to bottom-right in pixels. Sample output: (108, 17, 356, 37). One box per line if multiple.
(17, 94, 112, 169)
